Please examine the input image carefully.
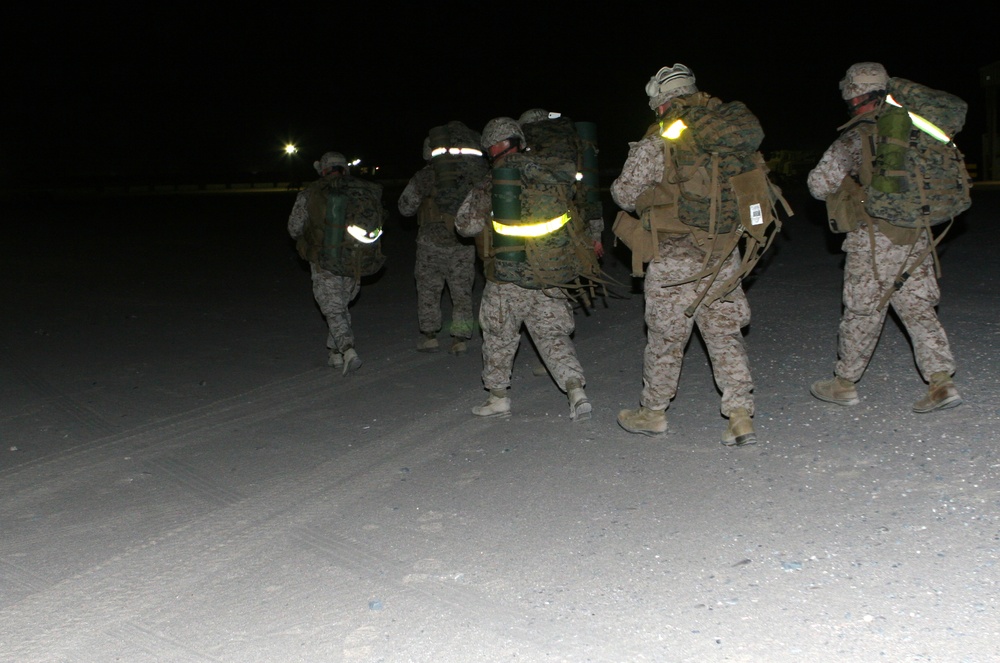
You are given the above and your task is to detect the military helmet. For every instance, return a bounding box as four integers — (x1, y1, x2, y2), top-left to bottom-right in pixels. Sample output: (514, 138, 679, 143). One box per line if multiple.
(314, 151, 348, 175)
(518, 108, 560, 125)
(481, 117, 525, 151)
(839, 62, 889, 100)
(645, 63, 698, 110)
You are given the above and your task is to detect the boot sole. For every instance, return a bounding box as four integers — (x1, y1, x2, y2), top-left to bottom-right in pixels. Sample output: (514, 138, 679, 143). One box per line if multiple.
(809, 385, 860, 406)
(912, 395, 963, 414)
(722, 432, 757, 447)
(617, 418, 666, 436)
(570, 402, 592, 422)
(472, 409, 511, 418)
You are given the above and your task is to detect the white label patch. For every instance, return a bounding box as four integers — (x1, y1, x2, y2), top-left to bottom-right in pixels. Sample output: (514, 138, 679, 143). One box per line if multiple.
(750, 203, 763, 226)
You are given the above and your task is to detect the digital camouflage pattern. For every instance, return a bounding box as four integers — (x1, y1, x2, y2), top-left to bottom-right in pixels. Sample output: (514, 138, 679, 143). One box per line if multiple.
(455, 156, 590, 400)
(399, 162, 479, 339)
(426, 121, 489, 216)
(860, 78, 971, 227)
(640, 234, 754, 416)
(807, 98, 958, 386)
(521, 115, 604, 239)
(834, 224, 955, 382)
(309, 264, 361, 354)
(651, 93, 766, 234)
(612, 91, 758, 418)
(288, 188, 365, 355)
(477, 281, 585, 392)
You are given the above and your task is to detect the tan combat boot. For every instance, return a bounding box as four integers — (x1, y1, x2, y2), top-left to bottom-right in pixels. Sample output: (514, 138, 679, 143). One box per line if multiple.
(566, 378, 592, 422)
(722, 408, 757, 447)
(617, 406, 667, 436)
(416, 333, 439, 353)
(913, 372, 962, 413)
(810, 376, 859, 406)
(327, 350, 344, 369)
(472, 389, 511, 417)
(342, 347, 362, 375)
(449, 338, 467, 355)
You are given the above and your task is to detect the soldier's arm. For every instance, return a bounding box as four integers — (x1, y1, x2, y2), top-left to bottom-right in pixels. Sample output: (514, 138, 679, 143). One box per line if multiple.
(455, 176, 491, 237)
(397, 166, 432, 217)
(807, 132, 858, 201)
(287, 191, 309, 238)
(611, 136, 661, 212)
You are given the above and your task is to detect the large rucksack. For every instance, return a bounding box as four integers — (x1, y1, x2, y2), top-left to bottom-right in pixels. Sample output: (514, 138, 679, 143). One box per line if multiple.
(484, 152, 601, 295)
(521, 116, 604, 226)
(861, 77, 972, 227)
(614, 94, 792, 314)
(297, 175, 387, 278)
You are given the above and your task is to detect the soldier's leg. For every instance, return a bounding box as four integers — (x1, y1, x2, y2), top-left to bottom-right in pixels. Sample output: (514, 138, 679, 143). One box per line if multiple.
(415, 243, 447, 335)
(479, 282, 525, 391)
(523, 289, 584, 391)
(641, 273, 697, 411)
(889, 253, 956, 381)
(835, 238, 890, 382)
(446, 244, 477, 339)
(697, 288, 754, 417)
(311, 265, 360, 354)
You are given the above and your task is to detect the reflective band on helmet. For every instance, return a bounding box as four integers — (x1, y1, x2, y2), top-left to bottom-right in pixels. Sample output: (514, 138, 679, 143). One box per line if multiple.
(885, 94, 951, 143)
(660, 119, 688, 140)
(347, 225, 383, 243)
(492, 213, 570, 237)
(431, 147, 485, 157)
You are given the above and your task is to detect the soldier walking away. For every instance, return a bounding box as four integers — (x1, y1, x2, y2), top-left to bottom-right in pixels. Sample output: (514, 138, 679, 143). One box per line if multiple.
(455, 117, 597, 422)
(398, 121, 488, 355)
(611, 63, 789, 446)
(287, 151, 387, 375)
(807, 62, 969, 412)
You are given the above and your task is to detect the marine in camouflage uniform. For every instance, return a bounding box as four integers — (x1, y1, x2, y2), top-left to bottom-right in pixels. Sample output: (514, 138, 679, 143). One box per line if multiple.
(455, 117, 592, 422)
(398, 122, 487, 355)
(611, 64, 758, 446)
(807, 62, 961, 413)
(288, 151, 377, 375)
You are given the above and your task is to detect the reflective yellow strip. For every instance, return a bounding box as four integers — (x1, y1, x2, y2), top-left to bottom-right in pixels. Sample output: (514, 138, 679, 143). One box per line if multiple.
(431, 147, 484, 157)
(492, 213, 570, 237)
(885, 94, 951, 143)
(660, 119, 687, 140)
(347, 225, 383, 243)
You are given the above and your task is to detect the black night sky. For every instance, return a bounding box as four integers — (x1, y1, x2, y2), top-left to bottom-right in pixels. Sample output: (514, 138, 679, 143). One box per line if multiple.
(2, 2, 995, 185)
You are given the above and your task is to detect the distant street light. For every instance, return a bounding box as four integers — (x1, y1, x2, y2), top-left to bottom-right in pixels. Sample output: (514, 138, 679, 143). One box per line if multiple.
(284, 143, 298, 187)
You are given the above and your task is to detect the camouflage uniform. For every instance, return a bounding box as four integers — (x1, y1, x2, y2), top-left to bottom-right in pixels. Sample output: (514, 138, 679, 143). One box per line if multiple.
(288, 180, 361, 359)
(455, 176, 586, 394)
(612, 130, 754, 418)
(807, 128, 956, 383)
(398, 165, 477, 340)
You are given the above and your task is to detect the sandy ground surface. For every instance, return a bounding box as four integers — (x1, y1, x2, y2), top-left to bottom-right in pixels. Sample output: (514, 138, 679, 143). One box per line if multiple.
(1, 182, 998, 662)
